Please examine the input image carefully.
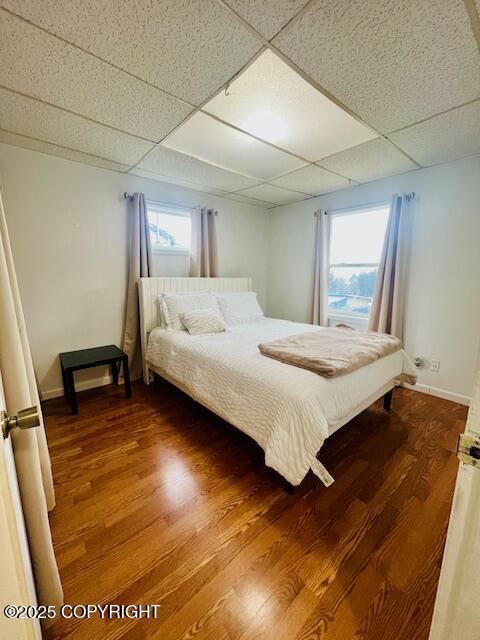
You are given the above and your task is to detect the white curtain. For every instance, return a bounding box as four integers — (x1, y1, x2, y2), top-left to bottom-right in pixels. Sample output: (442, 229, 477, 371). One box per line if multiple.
(0, 188, 63, 608)
(122, 193, 153, 379)
(312, 209, 330, 326)
(189, 207, 219, 277)
(369, 193, 413, 339)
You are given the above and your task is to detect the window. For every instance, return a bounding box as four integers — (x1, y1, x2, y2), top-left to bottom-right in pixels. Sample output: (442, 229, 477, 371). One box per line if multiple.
(146, 201, 192, 254)
(328, 204, 389, 324)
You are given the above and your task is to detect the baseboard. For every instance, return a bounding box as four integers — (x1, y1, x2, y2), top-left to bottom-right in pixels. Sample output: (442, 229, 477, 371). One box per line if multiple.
(402, 382, 470, 406)
(40, 374, 114, 401)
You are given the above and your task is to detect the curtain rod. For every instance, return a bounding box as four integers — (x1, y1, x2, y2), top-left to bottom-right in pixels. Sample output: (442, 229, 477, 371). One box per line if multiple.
(127, 191, 415, 210)
(315, 192, 416, 216)
(123, 192, 218, 215)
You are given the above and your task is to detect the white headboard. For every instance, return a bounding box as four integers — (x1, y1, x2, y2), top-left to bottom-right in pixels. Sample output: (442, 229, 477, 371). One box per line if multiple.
(138, 277, 252, 382)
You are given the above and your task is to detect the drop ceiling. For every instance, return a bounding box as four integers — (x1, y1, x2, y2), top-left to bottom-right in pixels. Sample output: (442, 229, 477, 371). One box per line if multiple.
(0, 0, 479, 209)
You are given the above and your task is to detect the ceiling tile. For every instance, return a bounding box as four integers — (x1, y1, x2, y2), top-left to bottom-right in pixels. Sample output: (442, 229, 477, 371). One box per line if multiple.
(204, 50, 377, 161)
(270, 164, 351, 195)
(273, 0, 480, 133)
(137, 144, 260, 192)
(224, 0, 310, 39)
(129, 168, 227, 195)
(0, 129, 130, 172)
(223, 192, 275, 207)
(0, 0, 262, 105)
(236, 183, 309, 205)
(163, 112, 305, 180)
(0, 88, 154, 165)
(0, 11, 192, 142)
(319, 139, 418, 183)
(389, 102, 480, 166)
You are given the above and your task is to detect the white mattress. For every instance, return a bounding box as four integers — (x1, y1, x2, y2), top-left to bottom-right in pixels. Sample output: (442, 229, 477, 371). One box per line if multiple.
(146, 318, 416, 486)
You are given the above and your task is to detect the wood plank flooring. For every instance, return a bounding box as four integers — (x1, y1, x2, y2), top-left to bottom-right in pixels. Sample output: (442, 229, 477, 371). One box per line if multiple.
(42, 380, 467, 640)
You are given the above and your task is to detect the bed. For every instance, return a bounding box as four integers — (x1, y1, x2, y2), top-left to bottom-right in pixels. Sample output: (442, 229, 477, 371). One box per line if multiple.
(139, 277, 416, 487)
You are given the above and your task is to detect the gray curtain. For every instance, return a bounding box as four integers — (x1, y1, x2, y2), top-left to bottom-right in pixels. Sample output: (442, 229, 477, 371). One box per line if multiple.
(122, 193, 153, 378)
(312, 209, 330, 326)
(0, 187, 63, 608)
(189, 206, 219, 277)
(369, 193, 413, 339)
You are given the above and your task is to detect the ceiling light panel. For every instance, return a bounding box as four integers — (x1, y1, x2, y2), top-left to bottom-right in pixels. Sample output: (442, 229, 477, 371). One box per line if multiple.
(236, 183, 309, 205)
(205, 50, 377, 161)
(271, 164, 351, 195)
(0, 11, 193, 142)
(162, 112, 305, 180)
(0, 129, 130, 172)
(137, 144, 261, 192)
(319, 139, 418, 183)
(0, 88, 154, 165)
(0, 0, 262, 105)
(224, 0, 311, 39)
(389, 101, 480, 167)
(273, 0, 480, 133)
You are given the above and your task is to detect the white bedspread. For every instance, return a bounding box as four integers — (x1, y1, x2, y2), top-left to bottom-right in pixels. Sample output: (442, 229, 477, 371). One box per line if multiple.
(146, 318, 416, 485)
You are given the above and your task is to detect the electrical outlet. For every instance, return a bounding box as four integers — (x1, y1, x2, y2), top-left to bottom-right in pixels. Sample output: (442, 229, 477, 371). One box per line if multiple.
(430, 359, 440, 373)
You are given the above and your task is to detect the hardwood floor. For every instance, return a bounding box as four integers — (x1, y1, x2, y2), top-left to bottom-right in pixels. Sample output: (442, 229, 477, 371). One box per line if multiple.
(43, 380, 467, 640)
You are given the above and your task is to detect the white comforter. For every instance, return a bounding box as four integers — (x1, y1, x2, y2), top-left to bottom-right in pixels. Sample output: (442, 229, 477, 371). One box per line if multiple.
(146, 318, 416, 485)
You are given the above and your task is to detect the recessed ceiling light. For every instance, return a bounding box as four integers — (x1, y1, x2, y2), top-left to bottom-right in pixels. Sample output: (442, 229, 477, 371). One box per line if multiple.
(243, 110, 286, 143)
(162, 112, 304, 180)
(204, 50, 377, 160)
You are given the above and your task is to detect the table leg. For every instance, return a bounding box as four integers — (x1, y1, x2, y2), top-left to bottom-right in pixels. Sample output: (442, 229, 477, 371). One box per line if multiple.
(123, 357, 131, 398)
(61, 365, 68, 402)
(66, 369, 78, 415)
(111, 361, 119, 384)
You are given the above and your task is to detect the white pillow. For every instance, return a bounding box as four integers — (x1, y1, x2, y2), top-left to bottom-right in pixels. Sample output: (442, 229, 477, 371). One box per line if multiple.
(179, 309, 226, 335)
(214, 292, 264, 326)
(161, 292, 220, 331)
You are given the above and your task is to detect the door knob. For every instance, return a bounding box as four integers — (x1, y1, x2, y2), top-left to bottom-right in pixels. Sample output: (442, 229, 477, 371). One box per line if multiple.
(1, 406, 40, 439)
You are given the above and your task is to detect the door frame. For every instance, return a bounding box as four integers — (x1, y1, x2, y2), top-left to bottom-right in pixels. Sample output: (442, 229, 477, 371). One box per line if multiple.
(428, 352, 480, 639)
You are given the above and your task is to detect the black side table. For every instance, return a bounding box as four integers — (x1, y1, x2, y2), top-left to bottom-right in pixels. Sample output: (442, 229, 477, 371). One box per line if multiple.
(59, 345, 131, 414)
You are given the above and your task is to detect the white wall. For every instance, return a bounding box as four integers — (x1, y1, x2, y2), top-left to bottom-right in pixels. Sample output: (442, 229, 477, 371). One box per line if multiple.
(1, 141, 479, 405)
(0, 143, 269, 398)
(267, 155, 480, 404)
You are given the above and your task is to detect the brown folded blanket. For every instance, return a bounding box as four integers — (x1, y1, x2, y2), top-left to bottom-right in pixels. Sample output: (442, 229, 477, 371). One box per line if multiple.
(258, 325, 402, 377)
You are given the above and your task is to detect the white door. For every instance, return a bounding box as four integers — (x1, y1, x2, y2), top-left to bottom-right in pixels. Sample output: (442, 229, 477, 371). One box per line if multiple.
(429, 353, 480, 639)
(0, 370, 41, 640)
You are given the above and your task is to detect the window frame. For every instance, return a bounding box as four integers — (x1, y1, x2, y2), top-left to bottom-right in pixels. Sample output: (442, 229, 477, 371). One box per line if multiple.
(146, 200, 193, 256)
(327, 202, 389, 328)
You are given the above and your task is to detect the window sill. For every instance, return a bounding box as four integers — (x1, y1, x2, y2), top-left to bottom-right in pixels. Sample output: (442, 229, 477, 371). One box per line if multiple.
(328, 313, 369, 330)
(151, 248, 191, 257)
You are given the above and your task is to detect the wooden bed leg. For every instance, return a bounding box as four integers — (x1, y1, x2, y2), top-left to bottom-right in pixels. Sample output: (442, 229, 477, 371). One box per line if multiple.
(192, 400, 201, 420)
(283, 480, 295, 494)
(383, 389, 393, 410)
